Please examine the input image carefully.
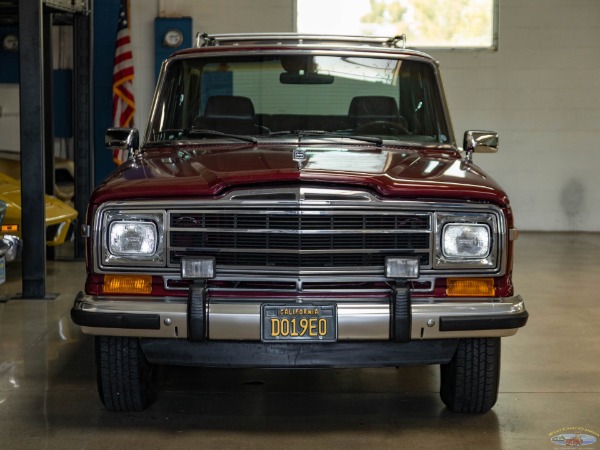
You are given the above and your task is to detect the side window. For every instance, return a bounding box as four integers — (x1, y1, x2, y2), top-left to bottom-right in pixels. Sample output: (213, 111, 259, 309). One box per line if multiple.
(398, 61, 443, 139)
(150, 62, 184, 138)
(151, 62, 205, 138)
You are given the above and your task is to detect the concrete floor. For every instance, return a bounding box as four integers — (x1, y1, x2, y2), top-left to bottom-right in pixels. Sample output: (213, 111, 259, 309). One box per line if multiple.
(0, 233, 598, 449)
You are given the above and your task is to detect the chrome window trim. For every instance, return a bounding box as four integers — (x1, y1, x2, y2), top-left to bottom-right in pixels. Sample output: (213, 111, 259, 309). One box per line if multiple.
(145, 49, 455, 148)
(92, 187, 507, 277)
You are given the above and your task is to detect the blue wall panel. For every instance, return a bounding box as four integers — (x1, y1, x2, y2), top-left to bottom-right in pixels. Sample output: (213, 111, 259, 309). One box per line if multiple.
(93, 0, 120, 185)
(154, 17, 193, 82)
(0, 27, 19, 83)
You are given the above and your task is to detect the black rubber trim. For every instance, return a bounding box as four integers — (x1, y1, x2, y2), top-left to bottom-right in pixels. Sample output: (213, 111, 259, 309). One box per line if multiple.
(187, 280, 207, 342)
(71, 308, 161, 330)
(140, 339, 459, 368)
(439, 311, 529, 332)
(392, 287, 411, 342)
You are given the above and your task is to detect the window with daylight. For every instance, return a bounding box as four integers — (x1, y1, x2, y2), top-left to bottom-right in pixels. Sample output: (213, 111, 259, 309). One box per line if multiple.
(295, 0, 497, 49)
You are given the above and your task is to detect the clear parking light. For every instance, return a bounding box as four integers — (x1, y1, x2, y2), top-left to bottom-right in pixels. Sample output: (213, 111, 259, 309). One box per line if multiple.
(385, 257, 420, 279)
(442, 224, 490, 258)
(109, 221, 157, 256)
(181, 257, 216, 279)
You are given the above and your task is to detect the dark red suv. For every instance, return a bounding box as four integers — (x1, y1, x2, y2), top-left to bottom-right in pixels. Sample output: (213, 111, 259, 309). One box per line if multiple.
(72, 33, 528, 413)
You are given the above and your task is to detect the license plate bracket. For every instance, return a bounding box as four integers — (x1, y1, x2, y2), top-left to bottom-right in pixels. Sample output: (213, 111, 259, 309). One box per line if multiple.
(261, 304, 337, 342)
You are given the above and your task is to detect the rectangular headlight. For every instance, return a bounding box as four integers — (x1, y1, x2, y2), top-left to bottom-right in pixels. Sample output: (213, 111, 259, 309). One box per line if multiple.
(442, 224, 490, 258)
(109, 221, 157, 256)
(434, 211, 501, 271)
(99, 209, 166, 267)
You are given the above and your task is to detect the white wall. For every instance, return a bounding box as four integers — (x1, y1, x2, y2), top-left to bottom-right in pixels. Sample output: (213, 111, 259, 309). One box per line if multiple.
(130, 0, 161, 135)
(1, 0, 598, 231)
(129, 0, 295, 139)
(129, 0, 600, 231)
(428, 0, 600, 231)
(0, 84, 20, 151)
(0, 27, 75, 158)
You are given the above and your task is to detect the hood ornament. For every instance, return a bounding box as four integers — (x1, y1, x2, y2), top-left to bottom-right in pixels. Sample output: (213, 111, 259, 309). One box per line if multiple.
(293, 149, 307, 170)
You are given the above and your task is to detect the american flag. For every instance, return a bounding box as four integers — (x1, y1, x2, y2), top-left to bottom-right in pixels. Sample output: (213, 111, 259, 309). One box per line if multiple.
(112, 0, 135, 165)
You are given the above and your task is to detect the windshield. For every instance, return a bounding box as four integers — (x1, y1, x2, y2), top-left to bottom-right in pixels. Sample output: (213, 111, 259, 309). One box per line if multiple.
(147, 53, 450, 145)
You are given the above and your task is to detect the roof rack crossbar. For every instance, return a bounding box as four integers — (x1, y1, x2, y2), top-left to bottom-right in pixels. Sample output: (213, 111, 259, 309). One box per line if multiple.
(196, 32, 407, 49)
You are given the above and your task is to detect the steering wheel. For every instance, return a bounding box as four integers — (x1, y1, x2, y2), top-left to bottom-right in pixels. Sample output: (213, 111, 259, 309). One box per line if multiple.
(354, 120, 410, 136)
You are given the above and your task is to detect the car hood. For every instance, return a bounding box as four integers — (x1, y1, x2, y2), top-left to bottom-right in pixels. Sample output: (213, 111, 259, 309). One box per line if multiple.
(91, 143, 510, 206)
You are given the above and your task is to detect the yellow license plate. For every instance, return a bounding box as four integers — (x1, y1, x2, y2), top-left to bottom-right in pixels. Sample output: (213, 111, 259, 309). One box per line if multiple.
(261, 305, 336, 342)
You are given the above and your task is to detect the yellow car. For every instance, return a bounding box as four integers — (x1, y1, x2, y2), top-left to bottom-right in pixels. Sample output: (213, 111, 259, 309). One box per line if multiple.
(0, 151, 75, 205)
(0, 172, 77, 247)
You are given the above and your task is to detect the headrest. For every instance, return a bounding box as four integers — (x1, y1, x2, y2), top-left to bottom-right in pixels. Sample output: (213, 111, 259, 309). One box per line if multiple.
(348, 96, 399, 117)
(204, 95, 255, 120)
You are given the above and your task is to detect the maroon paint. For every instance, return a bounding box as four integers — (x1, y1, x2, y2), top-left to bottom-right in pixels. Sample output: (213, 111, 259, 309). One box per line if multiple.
(90, 143, 510, 207)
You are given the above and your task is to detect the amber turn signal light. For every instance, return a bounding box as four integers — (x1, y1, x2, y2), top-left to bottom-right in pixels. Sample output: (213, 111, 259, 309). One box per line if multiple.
(446, 278, 495, 297)
(1, 224, 18, 233)
(103, 275, 153, 294)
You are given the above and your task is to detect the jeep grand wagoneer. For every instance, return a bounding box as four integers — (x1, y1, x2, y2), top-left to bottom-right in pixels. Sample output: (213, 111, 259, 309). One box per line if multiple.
(72, 33, 528, 413)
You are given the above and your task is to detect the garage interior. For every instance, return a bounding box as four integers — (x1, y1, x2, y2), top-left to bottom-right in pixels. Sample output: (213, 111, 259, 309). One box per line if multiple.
(0, 0, 599, 448)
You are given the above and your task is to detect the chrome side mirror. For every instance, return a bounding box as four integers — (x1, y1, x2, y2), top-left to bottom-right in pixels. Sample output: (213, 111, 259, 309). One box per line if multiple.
(463, 130, 498, 162)
(105, 128, 140, 160)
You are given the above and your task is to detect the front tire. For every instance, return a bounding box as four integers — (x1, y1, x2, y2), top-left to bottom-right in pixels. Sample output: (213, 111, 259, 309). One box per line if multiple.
(440, 338, 501, 414)
(95, 336, 157, 411)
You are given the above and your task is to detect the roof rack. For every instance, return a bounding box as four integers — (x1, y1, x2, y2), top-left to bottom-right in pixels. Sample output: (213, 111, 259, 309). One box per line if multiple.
(196, 33, 407, 49)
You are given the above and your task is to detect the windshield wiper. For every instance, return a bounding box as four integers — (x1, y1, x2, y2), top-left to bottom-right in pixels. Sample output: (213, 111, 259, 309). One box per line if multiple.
(150, 128, 187, 142)
(187, 128, 258, 144)
(269, 130, 383, 147)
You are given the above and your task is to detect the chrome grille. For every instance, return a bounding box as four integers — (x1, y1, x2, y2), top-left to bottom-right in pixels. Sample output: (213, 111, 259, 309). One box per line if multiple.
(167, 210, 432, 271)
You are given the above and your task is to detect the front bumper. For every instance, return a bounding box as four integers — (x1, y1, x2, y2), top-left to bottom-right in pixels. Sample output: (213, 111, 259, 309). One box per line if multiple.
(0, 235, 21, 262)
(71, 292, 528, 340)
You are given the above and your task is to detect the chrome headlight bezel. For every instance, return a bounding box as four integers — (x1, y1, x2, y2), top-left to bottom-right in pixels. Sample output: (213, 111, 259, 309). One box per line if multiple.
(434, 212, 500, 270)
(100, 209, 166, 267)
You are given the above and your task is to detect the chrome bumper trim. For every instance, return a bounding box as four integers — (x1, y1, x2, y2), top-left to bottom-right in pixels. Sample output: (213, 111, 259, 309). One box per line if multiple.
(209, 302, 390, 340)
(72, 293, 527, 340)
(412, 295, 527, 339)
(0, 235, 21, 262)
(71, 292, 188, 338)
